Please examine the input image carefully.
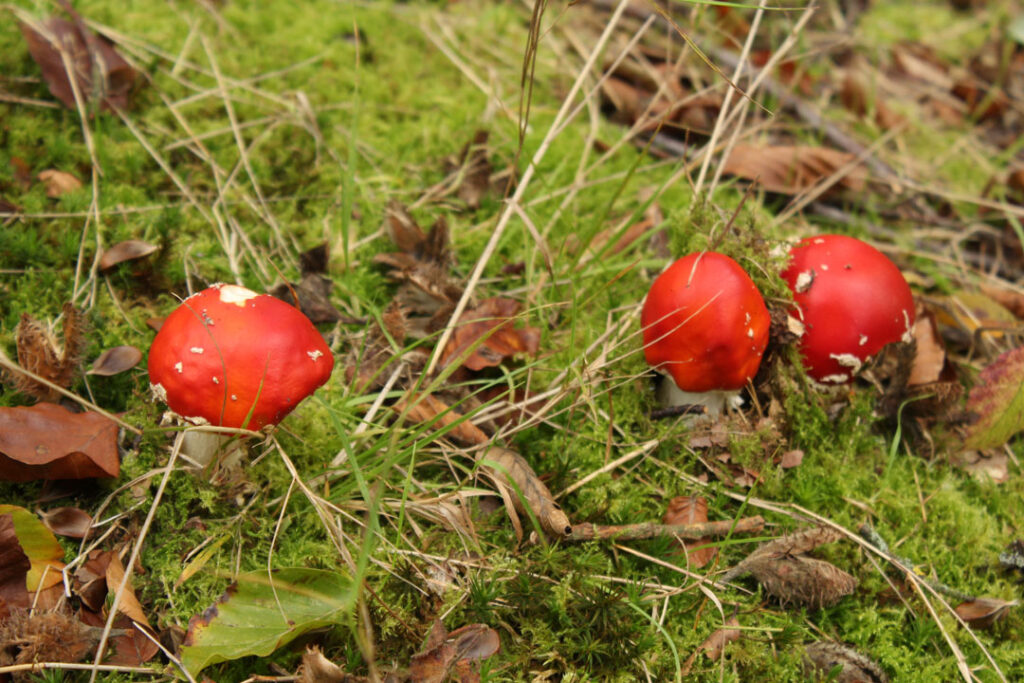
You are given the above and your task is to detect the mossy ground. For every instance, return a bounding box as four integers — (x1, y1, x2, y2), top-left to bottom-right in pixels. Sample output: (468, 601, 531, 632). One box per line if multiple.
(2, 0, 1024, 681)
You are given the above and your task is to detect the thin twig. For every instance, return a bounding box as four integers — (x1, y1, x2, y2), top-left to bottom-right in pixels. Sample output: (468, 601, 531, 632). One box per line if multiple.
(566, 516, 764, 543)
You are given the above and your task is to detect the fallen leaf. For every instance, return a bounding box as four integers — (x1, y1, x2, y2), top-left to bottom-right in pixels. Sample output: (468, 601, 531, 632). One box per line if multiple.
(87, 345, 143, 376)
(0, 513, 32, 609)
(681, 615, 741, 675)
(447, 623, 500, 662)
(0, 505, 66, 592)
(410, 623, 500, 683)
(963, 346, 1024, 450)
(455, 129, 492, 210)
(105, 553, 151, 628)
(935, 290, 1018, 341)
(73, 549, 112, 612)
(779, 449, 804, 468)
(40, 506, 92, 538)
(663, 495, 717, 568)
(955, 449, 1009, 484)
(4, 302, 86, 401)
(804, 641, 889, 683)
(0, 402, 120, 481)
(98, 240, 159, 271)
(269, 273, 344, 323)
(439, 297, 540, 372)
(181, 568, 355, 677)
(954, 597, 1017, 629)
(721, 144, 868, 195)
(479, 445, 572, 540)
(907, 310, 947, 386)
(37, 169, 82, 197)
(18, 9, 137, 113)
(298, 645, 351, 683)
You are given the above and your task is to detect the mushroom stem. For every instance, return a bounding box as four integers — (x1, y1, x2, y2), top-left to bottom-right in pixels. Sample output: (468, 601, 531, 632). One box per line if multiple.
(656, 378, 742, 417)
(179, 429, 243, 470)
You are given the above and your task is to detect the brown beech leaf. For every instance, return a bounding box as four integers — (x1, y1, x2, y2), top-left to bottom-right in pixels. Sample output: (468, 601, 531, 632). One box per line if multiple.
(87, 345, 142, 376)
(0, 403, 120, 481)
(663, 495, 717, 568)
(0, 514, 32, 609)
(269, 273, 344, 323)
(440, 297, 540, 372)
(298, 645, 352, 683)
(779, 449, 804, 468)
(954, 597, 1018, 629)
(5, 302, 86, 401)
(455, 129, 492, 210)
(721, 144, 868, 195)
(37, 169, 82, 197)
(907, 308, 947, 387)
(963, 346, 1024, 450)
(98, 240, 159, 271)
(681, 615, 741, 676)
(18, 9, 137, 113)
(106, 553, 151, 629)
(40, 506, 93, 538)
(409, 623, 499, 683)
(804, 641, 889, 683)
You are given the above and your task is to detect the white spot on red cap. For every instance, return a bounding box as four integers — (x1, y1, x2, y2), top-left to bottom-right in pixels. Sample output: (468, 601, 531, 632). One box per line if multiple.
(174, 362, 183, 373)
(830, 353, 863, 373)
(794, 270, 814, 293)
(307, 350, 324, 361)
(218, 284, 259, 307)
(190, 347, 204, 354)
(820, 373, 850, 383)
(212, 376, 219, 384)
(859, 335, 868, 346)
(820, 263, 829, 271)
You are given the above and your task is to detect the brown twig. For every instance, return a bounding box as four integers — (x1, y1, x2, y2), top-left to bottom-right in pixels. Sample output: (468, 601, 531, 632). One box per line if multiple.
(565, 515, 764, 543)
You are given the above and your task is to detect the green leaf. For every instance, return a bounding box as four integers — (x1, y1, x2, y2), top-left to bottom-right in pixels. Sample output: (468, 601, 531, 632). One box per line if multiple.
(964, 346, 1024, 450)
(0, 504, 65, 590)
(180, 568, 355, 677)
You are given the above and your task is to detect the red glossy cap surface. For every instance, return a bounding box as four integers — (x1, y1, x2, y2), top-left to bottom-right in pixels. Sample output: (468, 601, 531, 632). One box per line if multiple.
(641, 252, 770, 392)
(781, 234, 914, 383)
(148, 284, 334, 429)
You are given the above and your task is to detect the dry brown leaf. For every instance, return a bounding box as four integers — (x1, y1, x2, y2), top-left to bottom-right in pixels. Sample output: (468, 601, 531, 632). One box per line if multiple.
(0, 403, 120, 481)
(105, 553, 150, 629)
(955, 449, 1009, 483)
(721, 144, 868, 195)
(87, 345, 143, 376)
(681, 614, 741, 675)
(409, 623, 500, 683)
(779, 449, 804, 468)
(954, 596, 1017, 629)
(439, 297, 540, 372)
(981, 285, 1024, 320)
(37, 169, 82, 197)
(5, 302, 86, 401)
(40, 506, 92, 538)
(479, 445, 572, 540)
(455, 129, 492, 210)
(298, 645, 355, 683)
(804, 641, 889, 682)
(0, 514, 32, 610)
(73, 549, 112, 612)
(663, 495, 717, 568)
(907, 309, 947, 387)
(269, 273, 344, 323)
(98, 240, 159, 271)
(394, 392, 490, 446)
(19, 9, 137, 113)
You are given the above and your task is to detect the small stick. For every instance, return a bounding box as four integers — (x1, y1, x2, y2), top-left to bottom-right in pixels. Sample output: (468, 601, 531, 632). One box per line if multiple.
(566, 515, 764, 543)
(858, 524, 974, 602)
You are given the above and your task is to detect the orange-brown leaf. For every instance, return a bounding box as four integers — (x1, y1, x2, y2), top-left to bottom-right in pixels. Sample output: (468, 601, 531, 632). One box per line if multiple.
(664, 495, 717, 568)
(440, 297, 540, 372)
(721, 144, 868, 195)
(98, 240, 159, 271)
(0, 403, 120, 481)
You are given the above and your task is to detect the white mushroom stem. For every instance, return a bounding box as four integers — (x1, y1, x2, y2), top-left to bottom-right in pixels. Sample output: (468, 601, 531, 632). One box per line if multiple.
(179, 426, 246, 471)
(656, 378, 743, 417)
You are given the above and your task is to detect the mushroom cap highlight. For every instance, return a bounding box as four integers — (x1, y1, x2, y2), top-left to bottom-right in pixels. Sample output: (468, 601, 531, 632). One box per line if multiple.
(641, 252, 771, 393)
(781, 234, 915, 383)
(148, 284, 334, 430)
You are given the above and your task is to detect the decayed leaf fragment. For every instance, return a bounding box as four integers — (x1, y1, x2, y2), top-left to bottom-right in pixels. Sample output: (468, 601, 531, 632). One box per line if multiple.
(4, 302, 86, 401)
(439, 297, 541, 372)
(681, 614, 741, 676)
(454, 129, 492, 209)
(663, 495, 717, 568)
(409, 621, 500, 683)
(804, 641, 888, 682)
(963, 346, 1024, 450)
(0, 403, 120, 481)
(18, 8, 137, 113)
(37, 169, 82, 197)
(722, 527, 856, 608)
(721, 144, 868, 194)
(954, 596, 1018, 629)
(40, 506, 93, 538)
(0, 608, 98, 668)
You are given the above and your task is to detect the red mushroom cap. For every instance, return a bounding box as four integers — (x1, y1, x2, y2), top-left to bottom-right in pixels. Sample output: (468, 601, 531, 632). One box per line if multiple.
(781, 234, 914, 383)
(641, 252, 770, 392)
(147, 284, 334, 430)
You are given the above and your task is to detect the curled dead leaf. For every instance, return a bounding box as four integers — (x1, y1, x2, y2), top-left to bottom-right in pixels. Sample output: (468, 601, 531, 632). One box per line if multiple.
(88, 345, 143, 376)
(663, 495, 717, 568)
(681, 614, 741, 676)
(440, 297, 540, 372)
(954, 596, 1017, 629)
(98, 240, 159, 271)
(804, 641, 888, 682)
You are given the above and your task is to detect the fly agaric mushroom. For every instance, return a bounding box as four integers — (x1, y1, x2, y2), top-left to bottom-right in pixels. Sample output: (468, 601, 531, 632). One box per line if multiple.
(781, 234, 914, 384)
(148, 283, 334, 467)
(641, 252, 770, 414)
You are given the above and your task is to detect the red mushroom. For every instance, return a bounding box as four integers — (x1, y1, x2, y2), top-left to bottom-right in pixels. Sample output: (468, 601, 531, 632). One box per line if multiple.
(641, 252, 770, 414)
(148, 283, 334, 466)
(781, 234, 914, 383)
